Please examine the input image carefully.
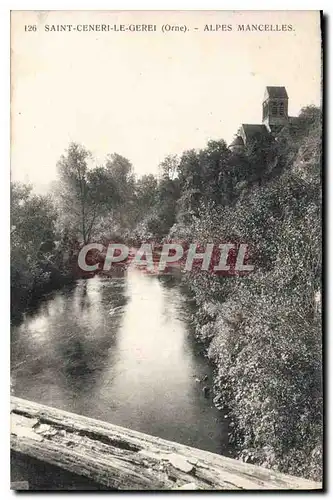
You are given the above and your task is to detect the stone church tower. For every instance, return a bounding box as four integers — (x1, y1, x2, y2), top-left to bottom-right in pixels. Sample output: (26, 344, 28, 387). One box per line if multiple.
(262, 86, 289, 133)
(229, 86, 290, 153)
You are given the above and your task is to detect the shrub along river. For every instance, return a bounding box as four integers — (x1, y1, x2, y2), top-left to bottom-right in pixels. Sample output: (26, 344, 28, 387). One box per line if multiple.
(11, 268, 229, 459)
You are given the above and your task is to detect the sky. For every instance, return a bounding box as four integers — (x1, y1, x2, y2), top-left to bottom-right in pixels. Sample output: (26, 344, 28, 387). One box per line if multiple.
(11, 10, 322, 193)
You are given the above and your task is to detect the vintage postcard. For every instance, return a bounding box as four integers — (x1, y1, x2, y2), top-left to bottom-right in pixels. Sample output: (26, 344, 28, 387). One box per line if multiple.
(10, 10, 323, 491)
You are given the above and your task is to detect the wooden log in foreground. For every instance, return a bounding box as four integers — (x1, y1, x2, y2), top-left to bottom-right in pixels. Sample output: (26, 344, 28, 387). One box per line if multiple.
(11, 397, 322, 491)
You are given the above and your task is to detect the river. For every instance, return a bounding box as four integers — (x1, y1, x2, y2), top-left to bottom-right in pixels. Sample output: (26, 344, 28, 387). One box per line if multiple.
(11, 268, 229, 456)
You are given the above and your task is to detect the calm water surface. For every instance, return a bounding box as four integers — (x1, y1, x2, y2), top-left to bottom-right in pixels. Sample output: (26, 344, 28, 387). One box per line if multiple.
(11, 269, 228, 455)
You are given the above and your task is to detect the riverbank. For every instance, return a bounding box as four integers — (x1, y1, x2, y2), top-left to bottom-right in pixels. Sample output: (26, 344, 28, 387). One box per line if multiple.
(166, 109, 323, 482)
(179, 270, 322, 483)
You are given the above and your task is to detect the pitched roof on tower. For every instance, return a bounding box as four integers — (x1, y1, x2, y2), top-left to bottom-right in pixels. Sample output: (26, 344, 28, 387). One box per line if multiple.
(265, 86, 288, 99)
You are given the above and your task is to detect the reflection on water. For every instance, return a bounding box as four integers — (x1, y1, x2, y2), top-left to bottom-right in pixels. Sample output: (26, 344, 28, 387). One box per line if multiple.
(11, 269, 228, 454)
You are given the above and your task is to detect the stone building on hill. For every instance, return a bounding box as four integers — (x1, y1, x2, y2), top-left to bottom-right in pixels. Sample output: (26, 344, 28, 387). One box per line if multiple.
(229, 86, 295, 153)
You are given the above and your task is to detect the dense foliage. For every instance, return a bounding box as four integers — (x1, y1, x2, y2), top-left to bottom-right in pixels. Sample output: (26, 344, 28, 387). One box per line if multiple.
(11, 183, 72, 319)
(167, 106, 322, 481)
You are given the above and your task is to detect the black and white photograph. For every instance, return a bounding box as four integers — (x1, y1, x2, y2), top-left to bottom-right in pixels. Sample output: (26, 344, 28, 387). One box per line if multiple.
(10, 9, 323, 491)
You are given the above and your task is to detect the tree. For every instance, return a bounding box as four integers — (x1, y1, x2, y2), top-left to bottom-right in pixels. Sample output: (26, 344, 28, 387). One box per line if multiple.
(104, 153, 136, 229)
(159, 154, 179, 180)
(11, 182, 57, 264)
(11, 182, 58, 315)
(55, 143, 113, 244)
(135, 174, 158, 220)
